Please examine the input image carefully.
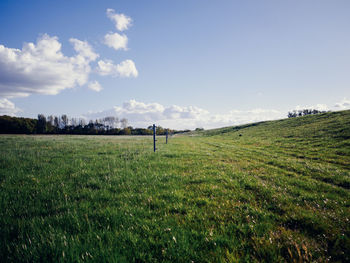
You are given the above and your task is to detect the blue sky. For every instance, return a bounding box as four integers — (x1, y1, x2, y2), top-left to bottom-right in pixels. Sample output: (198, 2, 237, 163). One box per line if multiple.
(0, 0, 349, 129)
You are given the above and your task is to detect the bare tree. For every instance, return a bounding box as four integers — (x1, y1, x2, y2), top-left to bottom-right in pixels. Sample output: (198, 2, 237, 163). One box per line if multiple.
(54, 116, 59, 128)
(47, 115, 54, 126)
(120, 118, 128, 129)
(61, 115, 68, 128)
(79, 118, 86, 126)
(70, 118, 78, 127)
(113, 117, 119, 128)
(103, 116, 118, 129)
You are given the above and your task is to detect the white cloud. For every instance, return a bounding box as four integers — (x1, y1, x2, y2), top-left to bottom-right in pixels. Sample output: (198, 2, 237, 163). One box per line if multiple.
(96, 59, 138, 78)
(290, 100, 350, 113)
(96, 60, 114, 76)
(0, 34, 98, 98)
(0, 9, 139, 118)
(104, 32, 128, 51)
(334, 98, 350, 110)
(0, 98, 20, 116)
(88, 81, 102, 92)
(116, 60, 138, 77)
(294, 104, 330, 112)
(70, 38, 99, 61)
(106, 9, 132, 31)
(83, 99, 283, 130)
(117, 100, 165, 114)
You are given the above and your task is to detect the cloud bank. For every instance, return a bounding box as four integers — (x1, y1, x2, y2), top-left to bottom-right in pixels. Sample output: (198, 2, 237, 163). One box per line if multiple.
(293, 103, 330, 112)
(84, 99, 284, 130)
(83, 98, 350, 130)
(334, 98, 350, 110)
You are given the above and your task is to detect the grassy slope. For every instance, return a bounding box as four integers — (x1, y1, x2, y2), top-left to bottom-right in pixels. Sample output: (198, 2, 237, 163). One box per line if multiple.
(0, 110, 349, 262)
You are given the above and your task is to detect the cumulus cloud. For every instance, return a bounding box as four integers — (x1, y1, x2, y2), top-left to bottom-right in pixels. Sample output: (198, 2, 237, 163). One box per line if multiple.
(70, 38, 99, 61)
(88, 81, 102, 92)
(106, 9, 132, 31)
(83, 99, 283, 130)
(0, 34, 98, 98)
(0, 98, 20, 116)
(96, 59, 138, 78)
(334, 98, 350, 110)
(104, 32, 128, 51)
(0, 9, 139, 117)
(116, 60, 138, 77)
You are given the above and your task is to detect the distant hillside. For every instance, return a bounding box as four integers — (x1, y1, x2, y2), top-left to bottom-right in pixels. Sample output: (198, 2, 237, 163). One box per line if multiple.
(196, 110, 350, 172)
(202, 110, 350, 142)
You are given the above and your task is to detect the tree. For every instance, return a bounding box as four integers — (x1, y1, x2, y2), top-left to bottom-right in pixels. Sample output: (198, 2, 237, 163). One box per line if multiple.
(54, 116, 59, 127)
(104, 116, 118, 129)
(120, 127, 131, 135)
(37, 114, 47, 134)
(70, 118, 78, 127)
(94, 119, 104, 131)
(47, 115, 54, 126)
(0, 116, 36, 134)
(46, 115, 55, 133)
(61, 115, 68, 129)
(120, 118, 128, 129)
(113, 117, 119, 128)
(156, 125, 165, 135)
(0, 115, 179, 135)
(287, 109, 328, 118)
(288, 111, 297, 118)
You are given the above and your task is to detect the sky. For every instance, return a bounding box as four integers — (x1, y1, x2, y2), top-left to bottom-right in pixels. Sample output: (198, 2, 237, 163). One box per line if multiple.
(0, 0, 349, 129)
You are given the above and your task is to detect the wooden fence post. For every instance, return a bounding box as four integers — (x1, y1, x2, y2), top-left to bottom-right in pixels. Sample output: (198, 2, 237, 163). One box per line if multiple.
(153, 124, 156, 152)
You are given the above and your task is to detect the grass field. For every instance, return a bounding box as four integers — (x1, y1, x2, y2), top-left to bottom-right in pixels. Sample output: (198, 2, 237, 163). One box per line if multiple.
(1, 110, 350, 262)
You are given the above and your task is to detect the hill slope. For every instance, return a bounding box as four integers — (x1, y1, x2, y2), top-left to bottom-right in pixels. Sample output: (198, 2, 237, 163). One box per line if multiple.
(0, 110, 349, 262)
(204, 109, 350, 141)
(202, 109, 350, 169)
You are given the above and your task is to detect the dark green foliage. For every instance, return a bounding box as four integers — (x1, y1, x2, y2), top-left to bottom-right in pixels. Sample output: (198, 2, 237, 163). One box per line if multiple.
(36, 114, 47, 134)
(0, 115, 37, 134)
(0, 115, 178, 135)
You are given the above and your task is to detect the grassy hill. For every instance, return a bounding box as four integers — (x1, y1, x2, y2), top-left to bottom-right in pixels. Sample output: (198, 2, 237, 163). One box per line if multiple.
(0, 110, 349, 262)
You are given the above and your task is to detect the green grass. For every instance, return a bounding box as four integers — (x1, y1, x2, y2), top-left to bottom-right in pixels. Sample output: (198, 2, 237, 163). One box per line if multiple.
(1, 110, 350, 262)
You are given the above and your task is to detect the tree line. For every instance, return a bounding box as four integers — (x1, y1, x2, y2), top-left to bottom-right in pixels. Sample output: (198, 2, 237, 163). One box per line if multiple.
(0, 114, 183, 135)
(287, 109, 328, 118)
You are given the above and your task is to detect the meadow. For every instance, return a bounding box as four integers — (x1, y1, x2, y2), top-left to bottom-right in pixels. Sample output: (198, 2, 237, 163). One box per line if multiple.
(1, 110, 349, 262)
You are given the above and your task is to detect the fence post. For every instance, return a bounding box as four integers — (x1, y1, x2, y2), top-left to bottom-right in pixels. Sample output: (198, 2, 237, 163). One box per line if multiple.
(166, 129, 168, 144)
(153, 124, 156, 152)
